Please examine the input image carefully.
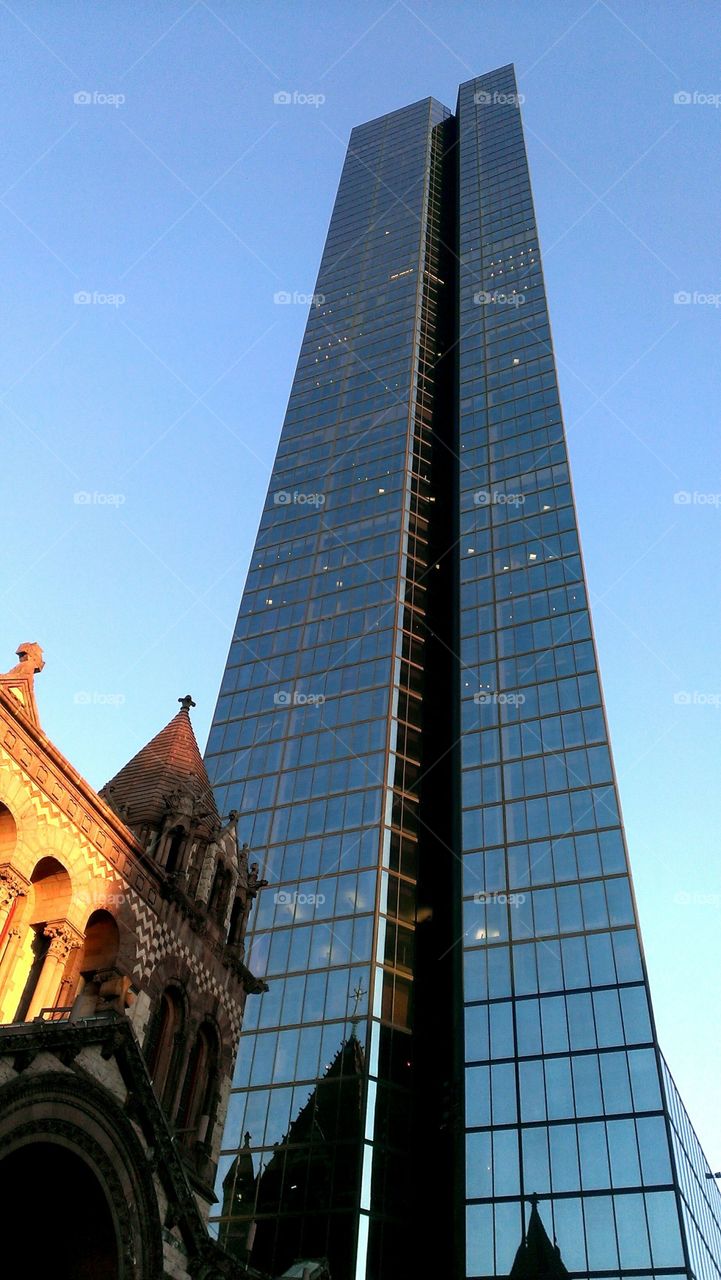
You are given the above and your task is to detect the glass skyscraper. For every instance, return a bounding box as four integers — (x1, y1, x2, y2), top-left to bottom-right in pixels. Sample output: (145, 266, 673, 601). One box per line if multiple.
(205, 65, 721, 1280)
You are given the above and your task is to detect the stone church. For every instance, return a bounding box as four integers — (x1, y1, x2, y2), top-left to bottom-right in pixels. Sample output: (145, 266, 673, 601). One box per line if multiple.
(0, 642, 268, 1278)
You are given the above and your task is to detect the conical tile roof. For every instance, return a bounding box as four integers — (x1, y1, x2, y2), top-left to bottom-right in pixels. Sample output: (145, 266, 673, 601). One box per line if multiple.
(100, 695, 219, 828)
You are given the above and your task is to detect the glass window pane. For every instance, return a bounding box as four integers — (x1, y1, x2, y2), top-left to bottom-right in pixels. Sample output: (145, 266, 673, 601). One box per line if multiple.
(551, 1197, 586, 1271)
(628, 1049, 662, 1111)
(536, 939, 563, 992)
(522, 1126, 550, 1194)
(489, 1001, 515, 1058)
(550, 1123, 580, 1192)
(491, 1061, 517, 1124)
(578, 1120, 610, 1189)
(646, 1191, 685, 1266)
(488, 947, 512, 997)
(520, 1059, 545, 1122)
(466, 1065, 491, 1127)
(560, 935, 589, 989)
(545, 1057, 574, 1119)
(466, 1204, 493, 1276)
(620, 985, 652, 1043)
(584, 1195, 618, 1269)
(573, 1054, 602, 1116)
(517, 1000, 542, 1056)
(466, 1131, 492, 1197)
(615, 1192, 652, 1267)
(637, 1115, 673, 1185)
(493, 1128, 520, 1196)
(494, 1201, 522, 1275)
(600, 1051, 632, 1114)
(593, 988, 624, 1048)
(513, 943, 538, 995)
(540, 996, 569, 1053)
(465, 1005, 489, 1062)
(567, 993, 596, 1050)
(607, 1117, 641, 1187)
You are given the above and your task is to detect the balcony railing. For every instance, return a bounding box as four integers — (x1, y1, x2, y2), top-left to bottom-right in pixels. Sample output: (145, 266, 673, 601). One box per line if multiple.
(34, 1006, 74, 1022)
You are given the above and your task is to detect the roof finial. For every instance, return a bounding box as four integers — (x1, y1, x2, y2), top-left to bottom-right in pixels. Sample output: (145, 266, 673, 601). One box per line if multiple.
(178, 694, 196, 713)
(9, 643, 44, 675)
(348, 983, 367, 1036)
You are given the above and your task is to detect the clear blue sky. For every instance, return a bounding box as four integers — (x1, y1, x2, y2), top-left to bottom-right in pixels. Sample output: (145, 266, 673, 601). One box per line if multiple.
(2, 1, 719, 1166)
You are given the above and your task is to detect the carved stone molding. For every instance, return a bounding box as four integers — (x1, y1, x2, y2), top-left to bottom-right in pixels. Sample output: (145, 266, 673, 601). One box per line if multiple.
(0, 707, 161, 913)
(0, 1068, 163, 1278)
(43, 920, 84, 961)
(0, 1015, 244, 1277)
(0, 865, 29, 912)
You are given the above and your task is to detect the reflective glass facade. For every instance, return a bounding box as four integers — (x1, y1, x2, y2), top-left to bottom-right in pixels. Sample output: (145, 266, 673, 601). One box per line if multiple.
(455, 66, 720, 1279)
(207, 96, 451, 1278)
(206, 65, 721, 1280)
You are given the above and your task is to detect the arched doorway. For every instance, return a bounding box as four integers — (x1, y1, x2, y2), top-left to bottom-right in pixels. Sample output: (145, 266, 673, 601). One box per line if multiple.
(0, 1071, 164, 1277)
(0, 1141, 119, 1278)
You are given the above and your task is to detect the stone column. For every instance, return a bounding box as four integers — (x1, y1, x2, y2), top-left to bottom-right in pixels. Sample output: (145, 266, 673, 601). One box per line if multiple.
(26, 920, 83, 1021)
(195, 841, 219, 907)
(0, 868, 30, 1018)
(0, 864, 29, 942)
(0, 927, 23, 1019)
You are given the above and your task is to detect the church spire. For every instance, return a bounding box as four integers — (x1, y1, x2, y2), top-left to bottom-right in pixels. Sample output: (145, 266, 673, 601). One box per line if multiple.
(509, 1194, 570, 1280)
(100, 694, 218, 830)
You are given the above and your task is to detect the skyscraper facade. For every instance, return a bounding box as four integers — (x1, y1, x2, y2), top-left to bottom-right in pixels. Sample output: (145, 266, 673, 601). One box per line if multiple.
(205, 65, 721, 1280)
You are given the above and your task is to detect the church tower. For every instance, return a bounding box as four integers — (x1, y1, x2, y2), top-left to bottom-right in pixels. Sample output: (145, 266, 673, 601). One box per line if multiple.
(0, 643, 265, 1278)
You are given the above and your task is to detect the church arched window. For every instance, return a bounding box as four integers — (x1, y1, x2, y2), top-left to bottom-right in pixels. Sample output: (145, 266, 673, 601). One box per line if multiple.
(146, 985, 186, 1113)
(176, 1021, 220, 1148)
(164, 827, 186, 876)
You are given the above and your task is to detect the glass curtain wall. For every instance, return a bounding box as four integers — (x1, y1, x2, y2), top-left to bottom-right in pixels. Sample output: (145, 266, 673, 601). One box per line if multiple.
(207, 96, 449, 1278)
(456, 65, 699, 1279)
(207, 64, 721, 1280)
